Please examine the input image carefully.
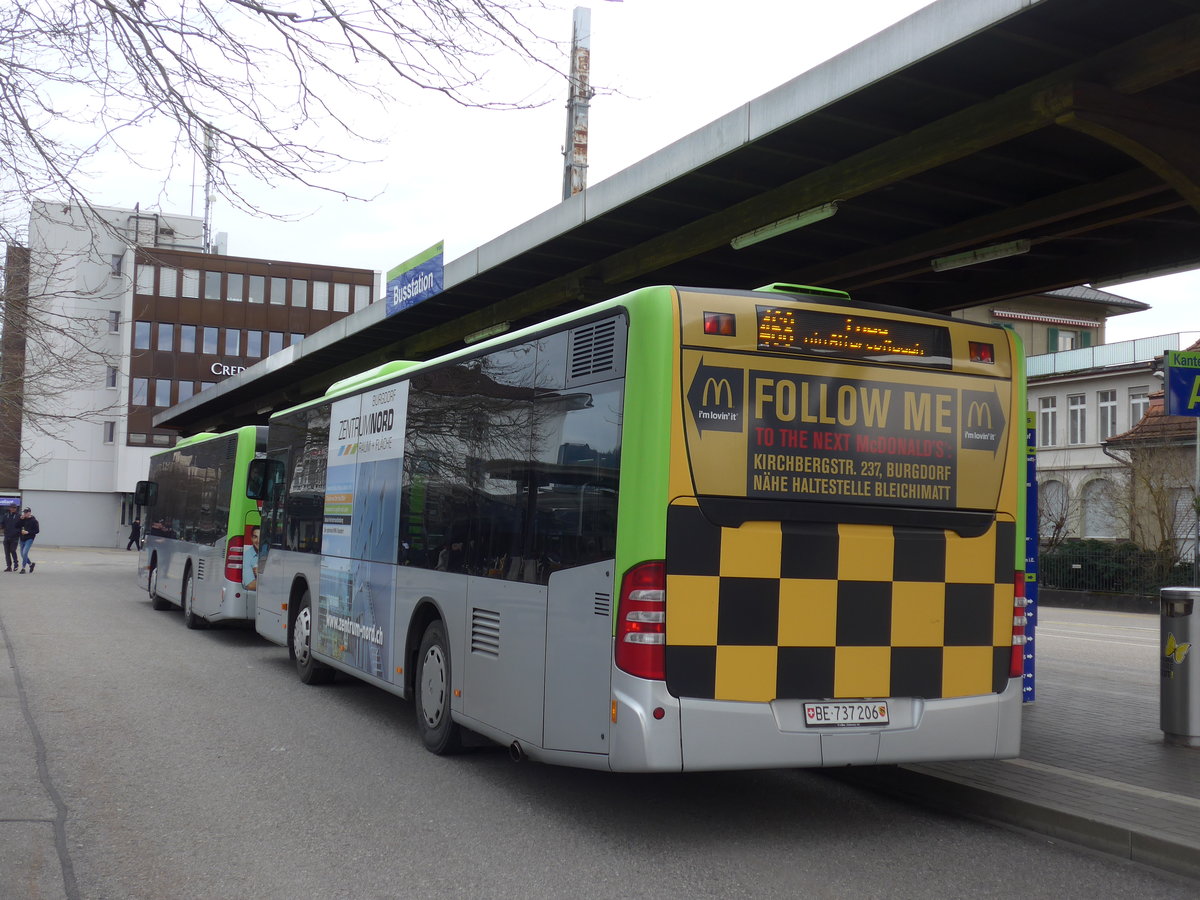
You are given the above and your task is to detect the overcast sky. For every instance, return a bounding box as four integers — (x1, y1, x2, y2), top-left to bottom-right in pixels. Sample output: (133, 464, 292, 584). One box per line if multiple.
(87, 0, 1196, 344)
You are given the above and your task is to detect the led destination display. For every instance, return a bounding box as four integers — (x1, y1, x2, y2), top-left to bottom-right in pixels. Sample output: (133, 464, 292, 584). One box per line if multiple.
(757, 306, 952, 366)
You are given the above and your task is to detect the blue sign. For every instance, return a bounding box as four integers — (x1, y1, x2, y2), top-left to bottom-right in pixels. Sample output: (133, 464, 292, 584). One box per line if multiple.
(1024, 411, 1037, 703)
(1164, 351, 1200, 417)
(385, 241, 444, 317)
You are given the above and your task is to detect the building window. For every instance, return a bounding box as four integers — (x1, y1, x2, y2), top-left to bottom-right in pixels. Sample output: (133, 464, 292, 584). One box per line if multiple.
(1082, 479, 1120, 539)
(108, 311, 121, 333)
(180, 324, 196, 353)
(1068, 394, 1086, 445)
(227, 273, 244, 302)
(225, 329, 240, 355)
(290, 333, 303, 347)
(204, 271, 222, 300)
(133, 321, 151, 350)
(1098, 390, 1117, 440)
(1130, 387, 1149, 424)
(200, 381, 215, 392)
(182, 269, 200, 298)
(333, 282, 350, 312)
(131, 378, 149, 406)
(268, 331, 284, 355)
(157, 323, 173, 352)
(154, 378, 171, 407)
(111, 253, 124, 276)
(159, 268, 177, 298)
(1038, 396, 1057, 447)
(291, 279, 308, 307)
(1054, 329, 1077, 351)
(106, 366, 118, 388)
(270, 276, 287, 305)
(152, 434, 171, 446)
(248, 275, 265, 304)
(178, 381, 195, 403)
(128, 433, 148, 444)
(135, 264, 154, 294)
(313, 281, 329, 311)
(103, 421, 116, 444)
(354, 284, 371, 311)
(246, 330, 263, 357)
(203, 326, 218, 355)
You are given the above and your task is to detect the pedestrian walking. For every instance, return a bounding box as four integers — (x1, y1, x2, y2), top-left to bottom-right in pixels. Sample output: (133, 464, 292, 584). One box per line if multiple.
(126, 518, 141, 551)
(2, 507, 20, 571)
(18, 507, 39, 573)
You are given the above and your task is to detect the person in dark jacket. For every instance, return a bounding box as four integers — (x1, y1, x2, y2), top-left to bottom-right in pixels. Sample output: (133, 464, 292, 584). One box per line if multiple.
(18, 508, 39, 573)
(2, 508, 20, 571)
(126, 518, 141, 551)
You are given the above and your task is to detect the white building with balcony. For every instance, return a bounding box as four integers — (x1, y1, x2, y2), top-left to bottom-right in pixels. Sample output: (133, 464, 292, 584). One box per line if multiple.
(1027, 333, 1200, 546)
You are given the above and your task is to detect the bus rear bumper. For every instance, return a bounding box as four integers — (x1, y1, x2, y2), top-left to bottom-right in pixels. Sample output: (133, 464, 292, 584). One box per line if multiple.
(674, 678, 1023, 772)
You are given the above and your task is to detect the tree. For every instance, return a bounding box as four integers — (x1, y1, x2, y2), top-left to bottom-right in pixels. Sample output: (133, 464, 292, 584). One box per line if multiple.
(0, 0, 562, 249)
(1104, 438, 1198, 574)
(0, 1, 565, 480)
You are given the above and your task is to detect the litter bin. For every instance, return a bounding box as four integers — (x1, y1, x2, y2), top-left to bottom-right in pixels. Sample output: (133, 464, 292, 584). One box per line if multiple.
(1161, 587, 1200, 748)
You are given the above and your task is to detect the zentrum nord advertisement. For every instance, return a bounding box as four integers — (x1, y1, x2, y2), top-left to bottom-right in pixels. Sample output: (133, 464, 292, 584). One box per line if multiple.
(317, 383, 410, 681)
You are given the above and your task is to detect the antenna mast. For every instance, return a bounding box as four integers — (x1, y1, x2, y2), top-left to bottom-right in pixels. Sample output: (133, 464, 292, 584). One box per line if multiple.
(562, 7, 594, 200)
(203, 125, 216, 253)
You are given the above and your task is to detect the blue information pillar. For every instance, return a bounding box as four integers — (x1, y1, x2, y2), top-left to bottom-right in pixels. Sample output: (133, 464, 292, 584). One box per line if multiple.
(1024, 411, 1038, 702)
(1162, 351, 1200, 587)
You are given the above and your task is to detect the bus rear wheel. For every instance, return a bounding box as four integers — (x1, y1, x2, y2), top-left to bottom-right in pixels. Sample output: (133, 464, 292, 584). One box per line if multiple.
(148, 563, 170, 611)
(181, 570, 203, 629)
(415, 620, 462, 755)
(292, 590, 334, 685)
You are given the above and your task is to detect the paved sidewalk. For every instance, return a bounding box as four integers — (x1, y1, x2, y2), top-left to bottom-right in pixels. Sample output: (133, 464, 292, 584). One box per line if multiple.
(847, 606, 1200, 882)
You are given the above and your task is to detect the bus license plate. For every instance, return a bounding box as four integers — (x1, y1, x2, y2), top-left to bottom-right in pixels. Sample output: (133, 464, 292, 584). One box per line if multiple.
(803, 701, 890, 727)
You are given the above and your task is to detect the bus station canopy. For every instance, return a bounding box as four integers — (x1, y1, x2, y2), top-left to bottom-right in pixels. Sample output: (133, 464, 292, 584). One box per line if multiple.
(159, 0, 1200, 435)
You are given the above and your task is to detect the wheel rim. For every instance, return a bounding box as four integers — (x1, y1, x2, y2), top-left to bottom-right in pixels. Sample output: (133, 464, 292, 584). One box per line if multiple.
(419, 644, 447, 728)
(293, 606, 312, 665)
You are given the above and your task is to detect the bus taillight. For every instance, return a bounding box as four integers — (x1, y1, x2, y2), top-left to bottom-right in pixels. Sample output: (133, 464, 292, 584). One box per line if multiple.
(226, 536, 245, 583)
(615, 561, 666, 681)
(1010, 572, 1028, 678)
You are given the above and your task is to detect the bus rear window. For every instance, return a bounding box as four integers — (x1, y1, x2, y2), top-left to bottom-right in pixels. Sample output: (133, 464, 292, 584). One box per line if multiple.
(757, 306, 952, 367)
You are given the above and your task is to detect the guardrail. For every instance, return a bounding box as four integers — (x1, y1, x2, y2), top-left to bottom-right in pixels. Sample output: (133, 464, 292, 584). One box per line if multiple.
(1027, 333, 1200, 378)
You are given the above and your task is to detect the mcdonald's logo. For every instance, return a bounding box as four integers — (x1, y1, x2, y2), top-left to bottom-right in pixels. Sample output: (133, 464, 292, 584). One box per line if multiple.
(966, 400, 993, 430)
(961, 388, 1005, 452)
(703, 377, 735, 408)
(688, 361, 744, 434)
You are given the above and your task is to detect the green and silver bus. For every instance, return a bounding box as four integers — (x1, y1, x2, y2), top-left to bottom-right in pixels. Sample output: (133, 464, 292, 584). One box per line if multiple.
(137, 426, 266, 628)
(253, 284, 1027, 771)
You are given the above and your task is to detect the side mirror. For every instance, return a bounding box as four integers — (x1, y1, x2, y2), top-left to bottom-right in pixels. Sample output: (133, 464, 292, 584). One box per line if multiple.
(246, 458, 285, 501)
(134, 480, 158, 507)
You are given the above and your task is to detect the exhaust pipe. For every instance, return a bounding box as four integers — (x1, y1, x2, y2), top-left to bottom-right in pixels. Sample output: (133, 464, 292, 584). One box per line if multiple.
(509, 741, 524, 762)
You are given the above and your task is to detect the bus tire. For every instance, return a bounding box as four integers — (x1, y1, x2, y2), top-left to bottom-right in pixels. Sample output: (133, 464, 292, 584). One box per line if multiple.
(148, 562, 170, 611)
(181, 569, 204, 630)
(415, 620, 462, 755)
(293, 590, 334, 685)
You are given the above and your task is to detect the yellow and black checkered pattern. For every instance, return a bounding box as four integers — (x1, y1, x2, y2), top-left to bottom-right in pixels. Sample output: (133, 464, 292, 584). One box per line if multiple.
(663, 502, 1015, 702)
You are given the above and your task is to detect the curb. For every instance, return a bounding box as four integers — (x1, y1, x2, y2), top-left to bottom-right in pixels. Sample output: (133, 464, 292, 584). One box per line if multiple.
(835, 765, 1200, 882)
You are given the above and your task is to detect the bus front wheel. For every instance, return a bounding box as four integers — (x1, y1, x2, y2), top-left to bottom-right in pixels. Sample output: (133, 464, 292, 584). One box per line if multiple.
(148, 563, 170, 611)
(292, 590, 334, 685)
(415, 620, 462, 755)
